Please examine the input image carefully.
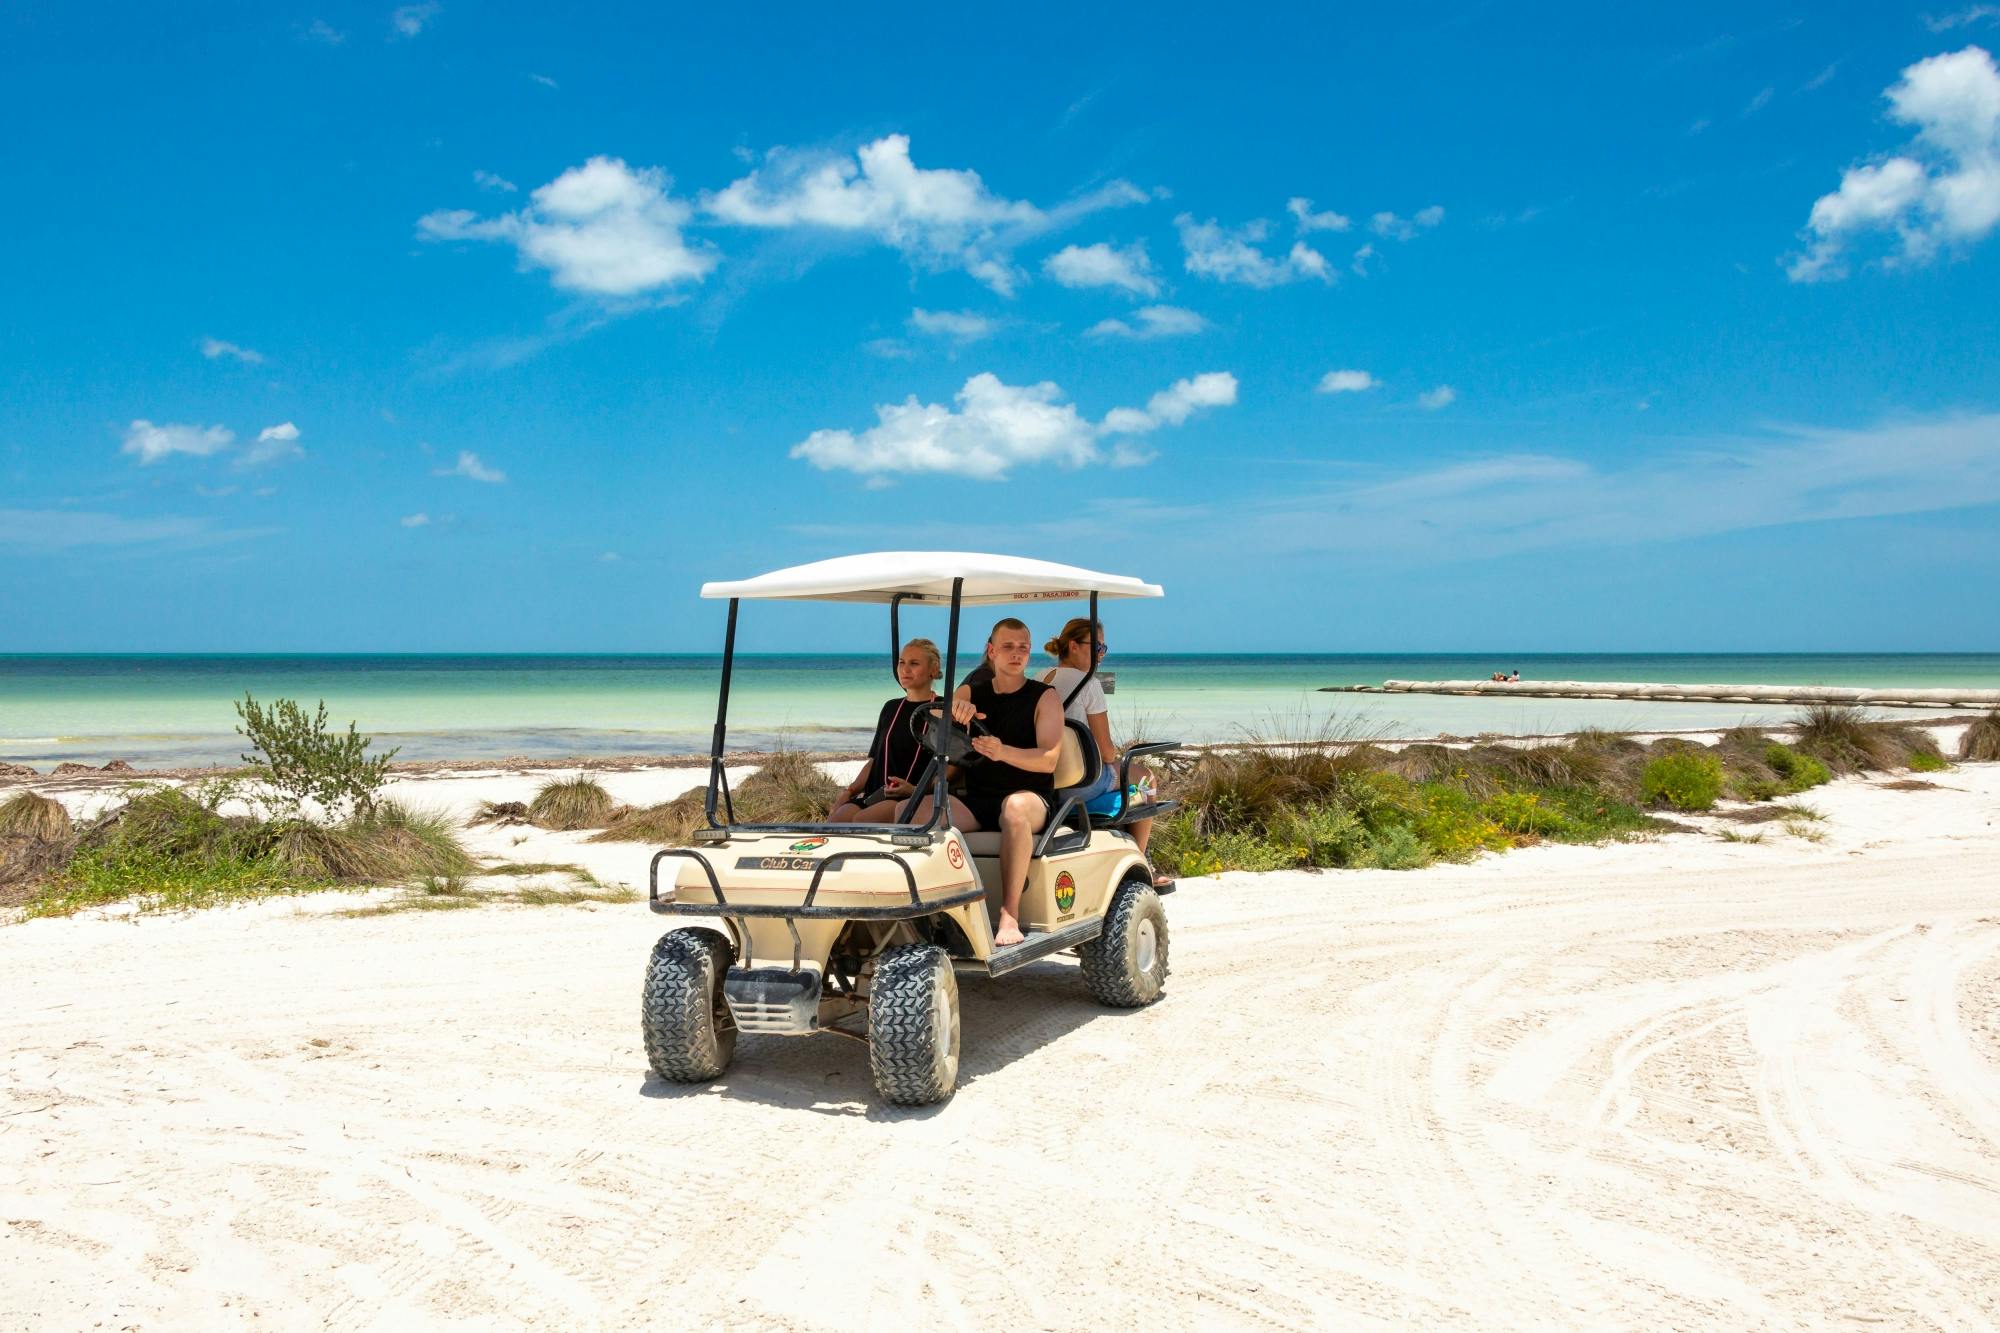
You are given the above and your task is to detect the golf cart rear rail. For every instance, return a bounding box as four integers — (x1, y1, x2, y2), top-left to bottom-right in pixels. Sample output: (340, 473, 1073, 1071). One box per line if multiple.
(649, 847, 983, 920)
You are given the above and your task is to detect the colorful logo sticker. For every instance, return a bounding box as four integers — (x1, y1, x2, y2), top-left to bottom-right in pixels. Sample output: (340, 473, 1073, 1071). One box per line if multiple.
(788, 837, 829, 853)
(1054, 871, 1076, 912)
(946, 840, 965, 869)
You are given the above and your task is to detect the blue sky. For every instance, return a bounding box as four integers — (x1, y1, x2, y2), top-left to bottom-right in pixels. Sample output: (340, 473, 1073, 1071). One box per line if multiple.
(4, 2, 1999, 652)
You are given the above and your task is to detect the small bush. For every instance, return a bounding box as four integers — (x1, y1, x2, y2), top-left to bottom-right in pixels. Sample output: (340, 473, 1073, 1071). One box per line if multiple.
(236, 695, 398, 819)
(1764, 744, 1831, 793)
(1908, 750, 1949, 773)
(1640, 751, 1725, 811)
(528, 775, 615, 830)
(0, 792, 73, 841)
(1960, 711, 2000, 762)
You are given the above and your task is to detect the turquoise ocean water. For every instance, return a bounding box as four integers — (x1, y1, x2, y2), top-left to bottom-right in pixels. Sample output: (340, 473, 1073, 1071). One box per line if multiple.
(2, 654, 1996, 770)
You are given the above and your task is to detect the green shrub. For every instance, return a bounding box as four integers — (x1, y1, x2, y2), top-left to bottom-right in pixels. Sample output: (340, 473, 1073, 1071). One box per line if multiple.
(528, 774, 615, 830)
(1908, 750, 1949, 773)
(1264, 801, 1370, 867)
(1640, 752, 1725, 811)
(1764, 744, 1831, 793)
(1357, 825, 1431, 870)
(235, 695, 397, 819)
(1411, 784, 1509, 860)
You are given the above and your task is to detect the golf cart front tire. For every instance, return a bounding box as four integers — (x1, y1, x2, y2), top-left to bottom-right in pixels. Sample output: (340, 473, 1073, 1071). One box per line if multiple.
(642, 927, 737, 1082)
(1081, 879, 1169, 1007)
(868, 944, 961, 1105)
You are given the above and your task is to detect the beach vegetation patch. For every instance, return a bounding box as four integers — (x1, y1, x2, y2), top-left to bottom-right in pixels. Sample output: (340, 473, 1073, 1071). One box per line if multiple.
(592, 752, 841, 844)
(1639, 751, 1725, 811)
(527, 774, 616, 830)
(1960, 711, 2000, 763)
(1763, 744, 1832, 793)
(1790, 704, 1939, 775)
(1907, 750, 1949, 773)
(235, 693, 398, 820)
(0, 792, 73, 842)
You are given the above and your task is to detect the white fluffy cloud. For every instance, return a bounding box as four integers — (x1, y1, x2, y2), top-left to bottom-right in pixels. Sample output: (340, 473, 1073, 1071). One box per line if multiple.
(909, 308, 995, 341)
(1791, 46, 2000, 280)
(243, 421, 303, 466)
(791, 370, 1236, 480)
(419, 156, 715, 297)
(706, 135, 1143, 295)
(1287, 197, 1351, 233)
(122, 420, 234, 464)
(1418, 384, 1459, 410)
(434, 450, 506, 483)
(1177, 214, 1331, 287)
(200, 336, 263, 364)
(1318, 369, 1379, 394)
(1370, 206, 1445, 240)
(1043, 241, 1159, 296)
(1086, 305, 1208, 339)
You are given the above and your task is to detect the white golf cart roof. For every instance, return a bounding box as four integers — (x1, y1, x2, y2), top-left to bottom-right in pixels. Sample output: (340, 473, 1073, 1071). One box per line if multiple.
(701, 551, 1162, 606)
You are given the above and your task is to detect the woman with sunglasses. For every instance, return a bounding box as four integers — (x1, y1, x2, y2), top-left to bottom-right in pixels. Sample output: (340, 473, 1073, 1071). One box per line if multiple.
(1041, 617, 1165, 885)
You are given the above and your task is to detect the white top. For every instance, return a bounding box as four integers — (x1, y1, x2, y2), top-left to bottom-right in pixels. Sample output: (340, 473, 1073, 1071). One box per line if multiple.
(700, 551, 1163, 605)
(1042, 666, 1108, 723)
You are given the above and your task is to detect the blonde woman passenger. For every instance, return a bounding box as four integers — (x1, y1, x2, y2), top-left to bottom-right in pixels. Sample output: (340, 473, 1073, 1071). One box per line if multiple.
(829, 638, 942, 824)
(906, 617, 1062, 947)
(1041, 617, 1167, 887)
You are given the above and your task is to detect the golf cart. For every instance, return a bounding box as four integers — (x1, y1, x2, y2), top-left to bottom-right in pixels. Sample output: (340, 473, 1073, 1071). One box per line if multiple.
(642, 552, 1181, 1105)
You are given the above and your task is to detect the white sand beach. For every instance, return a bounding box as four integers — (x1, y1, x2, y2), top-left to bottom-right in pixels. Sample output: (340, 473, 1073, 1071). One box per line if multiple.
(3, 757, 1998, 1328)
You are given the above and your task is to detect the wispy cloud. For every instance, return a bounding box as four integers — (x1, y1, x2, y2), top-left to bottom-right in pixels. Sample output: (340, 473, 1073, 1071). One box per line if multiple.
(909, 308, 995, 342)
(1177, 214, 1331, 287)
(390, 2, 440, 38)
(1086, 305, 1208, 339)
(0, 508, 269, 551)
(122, 420, 234, 464)
(200, 336, 264, 365)
(704, 134, 1144, 296)
(529, 72, 559, 89)
(434, 450, 506, 483)
(1244, 412, 2000, 563)
(1417, 384, 1458, 410)
(472, 169, 517, 193)
(1370, 206, 1445, 240)
(401, 512, 431, 527)
(1742, 85, 1775, 117)
(1924, 6, 2000, 32)
(301, 18, 345, 44)
(1286, 197, 1351, 233)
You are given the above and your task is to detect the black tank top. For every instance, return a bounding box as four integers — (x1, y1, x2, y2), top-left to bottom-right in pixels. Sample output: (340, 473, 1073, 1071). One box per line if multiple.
(963, 677, 1054, 797)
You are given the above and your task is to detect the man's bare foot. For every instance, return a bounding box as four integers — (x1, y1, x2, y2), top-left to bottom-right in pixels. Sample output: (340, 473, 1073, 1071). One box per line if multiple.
(994, 912, 1025, 947)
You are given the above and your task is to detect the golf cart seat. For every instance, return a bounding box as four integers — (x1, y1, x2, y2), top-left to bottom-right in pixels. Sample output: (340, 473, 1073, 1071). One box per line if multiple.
(960, 720, 1100, 857)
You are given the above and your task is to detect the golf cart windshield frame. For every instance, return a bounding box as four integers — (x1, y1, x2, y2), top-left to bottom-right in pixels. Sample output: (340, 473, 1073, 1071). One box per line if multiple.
(700, 581, 1105, 841)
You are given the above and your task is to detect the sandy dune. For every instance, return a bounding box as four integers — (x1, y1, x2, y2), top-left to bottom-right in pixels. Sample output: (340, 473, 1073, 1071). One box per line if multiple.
(4, 769, 1998, 1329)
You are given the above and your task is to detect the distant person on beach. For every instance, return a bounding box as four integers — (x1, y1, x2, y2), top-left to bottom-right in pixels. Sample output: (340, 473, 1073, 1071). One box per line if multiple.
(1510, 669, 1520, 681)
(829, 638, 941, 823)
(1040, 617, 1167, 886)
(907, 618, 1062, 947)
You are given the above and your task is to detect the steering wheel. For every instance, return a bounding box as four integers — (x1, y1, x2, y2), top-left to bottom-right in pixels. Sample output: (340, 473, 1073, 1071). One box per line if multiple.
(908, 699, 988, 765)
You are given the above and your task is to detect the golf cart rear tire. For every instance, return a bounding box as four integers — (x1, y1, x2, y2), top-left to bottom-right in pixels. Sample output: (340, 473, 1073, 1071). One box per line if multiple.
(641, 927, 737, 1083)
(1080, 879, 1169, 1007)
(868, 944, 960, 1105)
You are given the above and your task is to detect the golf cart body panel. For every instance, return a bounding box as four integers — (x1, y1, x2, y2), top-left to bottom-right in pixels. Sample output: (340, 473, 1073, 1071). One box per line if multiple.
(641, 551, 1177, 1103)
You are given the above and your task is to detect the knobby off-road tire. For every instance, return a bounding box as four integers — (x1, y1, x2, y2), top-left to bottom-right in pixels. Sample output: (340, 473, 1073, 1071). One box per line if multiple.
(641, 928, 737, 1082)
(868, 943, 961, 1105)
(1080, 878, 1169, 1007)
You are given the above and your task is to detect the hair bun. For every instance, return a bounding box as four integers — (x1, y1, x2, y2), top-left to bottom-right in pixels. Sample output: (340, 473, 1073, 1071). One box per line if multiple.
(1043, 637, 1063, 654)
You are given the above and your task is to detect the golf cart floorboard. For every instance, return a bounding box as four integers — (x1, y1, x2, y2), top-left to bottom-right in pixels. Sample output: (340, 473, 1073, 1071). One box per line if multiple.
(982, 917, 1104, 978)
